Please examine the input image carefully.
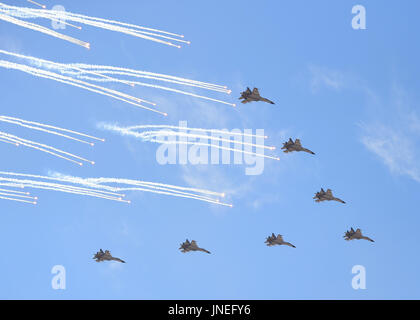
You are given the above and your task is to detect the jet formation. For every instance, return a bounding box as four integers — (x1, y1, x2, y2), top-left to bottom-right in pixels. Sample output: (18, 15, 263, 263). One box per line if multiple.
(313, 188, 346, 204)
(93, 249, 126, 263)
(239, 87, 275, 105)
(179, 239, 211, 254)
(344, 228, 374, 242)
(265, 233, 296, 248)
(281, 138, 315, 155)
(89, 84, 373, 267)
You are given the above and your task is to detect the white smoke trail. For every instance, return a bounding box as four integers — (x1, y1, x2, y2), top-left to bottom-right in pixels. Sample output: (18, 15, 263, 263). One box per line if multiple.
(18, 180, 126, 199)
(0, 50, 232, 108)
(26, 0, 45, 9)
(53, 175, 226, 204)
(0, 172, 230, 206)
(0, 60, 167, 116)
(0, 187, 30, 195)
(76, 76, 236, 107)
(80, 177, 225, 198)
(44, 172, 226, 200)
(0, 137, 19, 146)
(0, 55, 157, 106)
(0, 194, 36, 204)
(0, 3, 187, 47)
(0, 172, 125, 197)
(0, 49, 136, 88)
(99, 123, 277, 159)
(124, 125, 268, 139)
(0, 12, 89, 48)
(0, 116, 98, 146)
(68, 64, 230, 91)
(0, 191, 37, 200)
(66, 70, 229, 93)
(103, 125, 274, 151)
(139, 130, 275, 150)
(0, 115, 104, 142)
(56, 9, 184, 37)
(149, 139, 280, 161)
(23, 3, 82, 30)
(0, 182, 25, 189)
(0, 177, 127, 203)
(0, 131, 94, 165)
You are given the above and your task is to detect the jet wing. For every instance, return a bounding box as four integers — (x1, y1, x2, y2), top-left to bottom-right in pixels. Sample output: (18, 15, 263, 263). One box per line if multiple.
(252, 88, 260, 96)
(240, 98, 253, 104)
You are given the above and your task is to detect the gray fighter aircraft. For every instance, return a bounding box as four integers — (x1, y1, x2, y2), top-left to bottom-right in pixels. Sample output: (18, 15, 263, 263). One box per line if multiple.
(93, 249, 125, 263)
(313, 188, 346, 204)
(281, 138, 315, 155)
(344, 228, 374, 242)
(239, 87, 274, 105)
(265, 233, 296, 248)
(179, 239, 211, 254)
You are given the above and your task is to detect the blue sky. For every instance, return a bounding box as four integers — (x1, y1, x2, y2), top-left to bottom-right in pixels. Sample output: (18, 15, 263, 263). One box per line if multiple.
(0, 0, 420, 299)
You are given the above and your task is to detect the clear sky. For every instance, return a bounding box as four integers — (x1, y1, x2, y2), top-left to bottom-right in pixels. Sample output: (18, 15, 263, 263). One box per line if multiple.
(0, 0, 420, 299)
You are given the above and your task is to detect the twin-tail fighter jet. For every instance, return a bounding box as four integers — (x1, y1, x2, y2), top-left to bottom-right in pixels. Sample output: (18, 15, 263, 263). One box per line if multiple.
(343, 228, 374, 242)
(179, 239, 211, 254)
(281, 138, 315, 155)
(239, 87, 275, 105)
(93, 249, 126, 263)
(313, 188, 346, 204)
(265, 233, 296, 248)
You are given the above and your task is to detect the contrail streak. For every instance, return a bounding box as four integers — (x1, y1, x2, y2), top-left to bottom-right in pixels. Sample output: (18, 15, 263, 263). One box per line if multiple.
(0, 3, 187, 47)
(0, 191, 37, 200)
(124, 125, 268, 139)
(0, 177, 127, 203)
(140, 131, 275, 150)
(0, 50, 233, 109)
(0, 172, 230, 206)
(0, 49, 136, 88)
(0, 187, 30, 195)
(45, 172, 226, 200)
(0, 12, 90, 48)
(66, 65, 230, 92)
(1, 49, 230, 94)
(0, 115, 104, 142)
(0, 194, 36, 204)
(99, 123, 278, 159)
(0, 50, 158, 105)
(0, 116, 103, 146)
(149, 139, 280, 161)
(0, 60, 167, 116)
(26, 0, 45, 9)
(104, 125, 274, 151)
(0, 131, 94, 165)
(75, 76, 236, 107)
(54, 175, 227, 203)
(0, 137, 19, 146)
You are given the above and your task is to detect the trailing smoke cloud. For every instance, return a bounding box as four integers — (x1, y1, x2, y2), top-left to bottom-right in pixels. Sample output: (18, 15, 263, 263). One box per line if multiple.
(0, 115, 102, 165)
(0, 171, 231, 207)
(99, 123, 279, 161)
(0, 2, 188, 48)
(0, 50, 234, 116)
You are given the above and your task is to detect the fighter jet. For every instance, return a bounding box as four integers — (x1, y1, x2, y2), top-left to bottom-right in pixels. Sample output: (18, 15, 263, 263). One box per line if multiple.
(344, 228, 374, 242)
(239, 87, 274, 105)
(313, 188, 346, 204)
(281, 138, 315, 155)
(265, 233, 296, 248)
(179, 239, 211, 254)
(93, 249, 125, 263)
